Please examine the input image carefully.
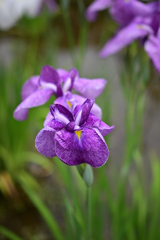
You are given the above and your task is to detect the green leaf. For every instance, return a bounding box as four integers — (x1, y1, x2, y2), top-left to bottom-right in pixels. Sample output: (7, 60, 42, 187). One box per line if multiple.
(0, 226, 23, 240)
(18, 171, 40, 190)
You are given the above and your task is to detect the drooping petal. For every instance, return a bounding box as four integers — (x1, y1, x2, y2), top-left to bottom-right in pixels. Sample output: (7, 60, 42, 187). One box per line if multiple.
(73, 77, 106, 99)
(99, 19, 152, 58)
(13, 108, 29, 122)
(21, 76, 40, 101)
(85, 0, 112, 22)
(144, 35, 160, 74)
(35, 126, 56, 157)
(84, 113, 114, 136)
(14, 89, 53, 121)
(55, 128, 109, 167)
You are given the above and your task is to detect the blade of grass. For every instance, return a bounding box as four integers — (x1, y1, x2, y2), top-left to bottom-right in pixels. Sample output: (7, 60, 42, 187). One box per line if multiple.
(0, 226, 23, 240)
(19, 178, 64, 240)
(148, 155, 160, 240)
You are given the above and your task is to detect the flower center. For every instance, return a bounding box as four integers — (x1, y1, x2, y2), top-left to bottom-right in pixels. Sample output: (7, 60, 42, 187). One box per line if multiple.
(75, 130, 82, 141)
(67, 101, 72, 109)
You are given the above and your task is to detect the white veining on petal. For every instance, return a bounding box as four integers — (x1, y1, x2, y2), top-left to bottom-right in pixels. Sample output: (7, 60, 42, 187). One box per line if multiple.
(74, 125, 81, 130)
(75, 109, 82, 126)
(63, 77, 71, 93)
(93, 128, 105, 143)
(41, 80, 57, 92)
(54, 108, 70, 125)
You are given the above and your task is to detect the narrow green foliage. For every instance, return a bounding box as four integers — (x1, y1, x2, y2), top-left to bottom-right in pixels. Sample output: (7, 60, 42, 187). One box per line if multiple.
(0, 226, 24, 240)
(20, 179, 64, 240)
(148, 154, 160, 240)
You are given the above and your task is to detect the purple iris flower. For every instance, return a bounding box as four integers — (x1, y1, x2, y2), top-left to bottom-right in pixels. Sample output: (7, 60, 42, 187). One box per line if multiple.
(99, 2, 160, 73)
(86, 0, 155, 23)
(35, 99, 114, 167)
(14, 65, 106, 121)
(14, 66, 62, 121)
(109, 0, 156, 27)
(86, 0, 160, 73)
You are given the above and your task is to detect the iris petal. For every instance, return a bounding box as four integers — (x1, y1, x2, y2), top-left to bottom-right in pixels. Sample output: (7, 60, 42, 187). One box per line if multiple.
(14, 89, 53, 121)
(85, 0, 112, 22)
(21, 76, 39, 101)
(55, 128, 109, 167)
(145, 35, 160, 74)
(99, 19, 151, 58)
(84, 113, 114, 136)
(35, 126, 56, 158)
(73, 78, 106, 99)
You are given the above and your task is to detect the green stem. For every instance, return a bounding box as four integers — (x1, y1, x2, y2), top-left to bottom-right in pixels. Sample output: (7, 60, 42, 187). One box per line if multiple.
(87, 187, 91, 240)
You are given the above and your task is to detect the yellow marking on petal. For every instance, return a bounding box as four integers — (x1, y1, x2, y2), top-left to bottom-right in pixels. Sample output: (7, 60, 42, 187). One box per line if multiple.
(38, 86, 42, 89)
(75, 130, 82, 142)
(67, 101, 72, 109)
(137, 24, 143, 29)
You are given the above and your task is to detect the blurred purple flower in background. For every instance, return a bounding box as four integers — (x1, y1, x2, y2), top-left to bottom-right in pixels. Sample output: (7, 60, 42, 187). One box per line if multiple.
(86, 0, 160, 73)
(14, 66, 106, 121)
(86, 0, 156, 23)
(35, 99, 114, 167)
(109, 0, 156, 27)
(85, 0, 112, 22)
(0, 0, 57, 30)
